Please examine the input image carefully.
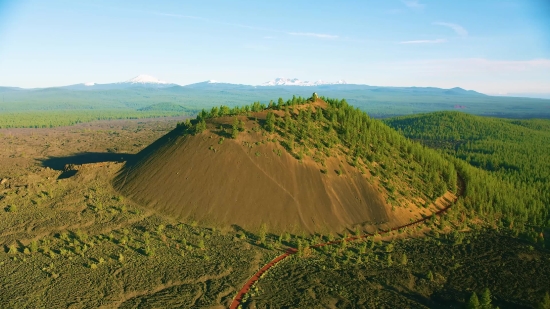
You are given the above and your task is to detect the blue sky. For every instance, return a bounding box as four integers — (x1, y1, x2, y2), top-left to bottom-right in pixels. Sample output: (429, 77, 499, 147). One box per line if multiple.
(0, 0, 549, 94)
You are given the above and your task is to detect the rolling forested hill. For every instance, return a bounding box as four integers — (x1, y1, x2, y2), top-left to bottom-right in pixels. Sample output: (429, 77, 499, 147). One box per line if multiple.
(386, 112, 550, 228)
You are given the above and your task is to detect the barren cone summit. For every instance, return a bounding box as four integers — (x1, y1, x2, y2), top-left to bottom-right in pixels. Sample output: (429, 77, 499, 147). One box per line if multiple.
(114, 94, 458, 233)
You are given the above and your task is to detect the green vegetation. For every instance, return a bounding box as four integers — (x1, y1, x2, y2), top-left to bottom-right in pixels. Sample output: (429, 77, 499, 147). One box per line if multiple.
(137, 102, 187, 112)
(386, 112, 550, 227)
(246, 229, 550, 308)
(0, 109, 192, 129)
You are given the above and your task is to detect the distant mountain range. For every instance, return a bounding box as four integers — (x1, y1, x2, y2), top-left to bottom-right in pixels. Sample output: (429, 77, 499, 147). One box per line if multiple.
(67, 76, 348, 88)
(1, 75, 549, 119)
(123, 74, 169, 85)
(261, 78, 348, 86)
(0, 75, 481, 94)
(57, 75, 178, 90)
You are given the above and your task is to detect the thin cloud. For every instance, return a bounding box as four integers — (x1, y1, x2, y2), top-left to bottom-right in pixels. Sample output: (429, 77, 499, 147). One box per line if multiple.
(399, 39, 446, 44)
(152, 12, 204, 20)
(433, 22, 468, 37)
(402, 0, 425, 9)
(154, 11, 339, 40)
(288, 32, 338, 39)
(387, 58, 550, 73)
(153, 11, 281, 33)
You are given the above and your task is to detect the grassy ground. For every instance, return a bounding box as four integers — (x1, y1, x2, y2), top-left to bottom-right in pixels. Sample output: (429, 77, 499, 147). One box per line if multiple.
(0, 110, 193, 129)
(0, 118, 277, 308)
(245, 227, 550, 309)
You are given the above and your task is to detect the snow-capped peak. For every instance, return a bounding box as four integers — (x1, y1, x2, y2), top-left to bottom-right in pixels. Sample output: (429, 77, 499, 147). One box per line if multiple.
(84, 82, 95, 86)
(261, 77, 347, 86)
(124, 74, 168, 84)
(207, 80, 219, 84)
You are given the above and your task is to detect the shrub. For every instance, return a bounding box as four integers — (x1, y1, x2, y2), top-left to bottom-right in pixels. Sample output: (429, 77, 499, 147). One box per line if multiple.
(8, 244, 17, 254)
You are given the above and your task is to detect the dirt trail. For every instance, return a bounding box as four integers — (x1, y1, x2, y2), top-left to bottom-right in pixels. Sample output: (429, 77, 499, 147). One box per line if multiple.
(229, 185, 461, 309)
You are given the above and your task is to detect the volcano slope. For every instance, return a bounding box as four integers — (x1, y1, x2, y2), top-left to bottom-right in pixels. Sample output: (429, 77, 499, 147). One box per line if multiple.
(114, 95, 458, 234)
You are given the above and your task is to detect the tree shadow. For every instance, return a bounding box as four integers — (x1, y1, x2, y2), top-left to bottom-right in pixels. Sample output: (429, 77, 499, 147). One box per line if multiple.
(39, 152, 134, 171)
(39, 152, 134, 179)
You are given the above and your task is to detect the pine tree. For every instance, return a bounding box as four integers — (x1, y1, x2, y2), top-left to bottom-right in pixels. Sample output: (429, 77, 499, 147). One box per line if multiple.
(231, 117, 239, 139)
(8, 244, 17, 254)
(195, 119, 207, 134)
(277, 97, 284, 109)
(401, 253, 408, 265)
(426, 271, 434, 281)
(467, 292, 480, 309)
(238, 119, 246, 132)
(143, 231, 150, 246)
(265, 112, 275, 132)
(340, 239, 347, 250)
(30, 240, 38, 253)
(258, 223, 267, 244)
(480, 288, 492, 309)
(539, 292, 550, 309)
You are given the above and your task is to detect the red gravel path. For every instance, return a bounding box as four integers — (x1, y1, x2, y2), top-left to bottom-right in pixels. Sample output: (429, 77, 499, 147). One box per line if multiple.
(229, 200, 456, 308)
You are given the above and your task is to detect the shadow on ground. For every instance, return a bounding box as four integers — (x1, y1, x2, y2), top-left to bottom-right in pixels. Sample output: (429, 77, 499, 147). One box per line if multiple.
(40, 152, 134, 171)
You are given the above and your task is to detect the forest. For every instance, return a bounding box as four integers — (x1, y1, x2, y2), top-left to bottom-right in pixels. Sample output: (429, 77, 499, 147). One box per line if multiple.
(0, 109, 193, 129)
(386, 112, 550, 230)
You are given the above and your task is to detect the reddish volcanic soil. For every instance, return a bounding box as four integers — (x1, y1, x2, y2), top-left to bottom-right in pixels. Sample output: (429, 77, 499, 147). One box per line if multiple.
(114, 113, 392, 234)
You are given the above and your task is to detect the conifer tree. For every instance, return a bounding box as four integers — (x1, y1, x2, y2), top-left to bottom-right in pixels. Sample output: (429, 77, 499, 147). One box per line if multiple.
(480, 288, 492, 309)
(8, 244, 17, 254)
(238, 119, 246, 131)
(426, 271, 434, 281)
(297, 239, 303, 257)
(277, 97, 284, 109)
(467, 292, 480, 309)
(539, 292, 550, 309)
(265, 111, 275, 132)
(195, 119, 207, 134)
(259, 223, 267, 244)
(30, 240, 38, 253)
(401, 253, 408, 265)
(231, 117, 239, 139)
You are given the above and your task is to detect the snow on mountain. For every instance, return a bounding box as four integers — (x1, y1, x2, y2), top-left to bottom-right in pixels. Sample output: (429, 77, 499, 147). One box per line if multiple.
(84, 82, 95, 86)
(123, 74, 168, 84)
(261, 78, 347, 86)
